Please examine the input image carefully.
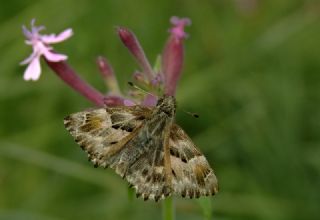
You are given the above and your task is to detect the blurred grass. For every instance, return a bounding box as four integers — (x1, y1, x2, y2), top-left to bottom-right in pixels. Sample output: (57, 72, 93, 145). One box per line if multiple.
(1, 0, 320, 219)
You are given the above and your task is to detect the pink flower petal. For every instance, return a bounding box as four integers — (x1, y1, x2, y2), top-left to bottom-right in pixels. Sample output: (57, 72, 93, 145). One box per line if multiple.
(31, 19, 45, 34)
(170, 16, 191, 26)
(142, 94, 158, 107)
(169, 16, 191, 40)
(56, 28, 73, 40)
(42, 28, 73, 44)
(20, 50, 38, 65)
(43, 49, 68, 62)
(22, 25, 32, 39)
(123, 99, 136, 106)
(23, 56, 41, 81)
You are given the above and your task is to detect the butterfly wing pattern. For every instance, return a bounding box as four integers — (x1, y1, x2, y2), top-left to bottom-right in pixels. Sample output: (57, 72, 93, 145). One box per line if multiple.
(64, 96, 218, 201)
(169, 124, 218, 198)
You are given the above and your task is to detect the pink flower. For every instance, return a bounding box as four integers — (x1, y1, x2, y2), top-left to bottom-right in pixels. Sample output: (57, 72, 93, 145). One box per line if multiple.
(20, 19, 73, 81)
(162, 16, 191, 96)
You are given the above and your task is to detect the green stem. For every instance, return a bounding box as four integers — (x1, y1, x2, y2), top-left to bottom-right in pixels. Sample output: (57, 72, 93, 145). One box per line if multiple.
(198, 197, 212, 220)
(162, 197, 175, 220)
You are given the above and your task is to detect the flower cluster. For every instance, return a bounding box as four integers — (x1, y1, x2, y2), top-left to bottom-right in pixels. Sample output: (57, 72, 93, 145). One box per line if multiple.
(21, 17, 191, 107)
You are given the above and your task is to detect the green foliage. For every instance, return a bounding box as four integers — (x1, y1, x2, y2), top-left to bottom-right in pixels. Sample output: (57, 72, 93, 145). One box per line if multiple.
(1, 0, 320, 219)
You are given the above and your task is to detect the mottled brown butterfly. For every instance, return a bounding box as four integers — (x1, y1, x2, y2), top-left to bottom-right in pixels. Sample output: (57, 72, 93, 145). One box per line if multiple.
(64, 95, 218, 201)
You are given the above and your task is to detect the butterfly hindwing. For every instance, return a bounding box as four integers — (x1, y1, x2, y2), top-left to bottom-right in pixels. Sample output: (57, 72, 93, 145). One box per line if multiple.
(169, 124, 218, 198)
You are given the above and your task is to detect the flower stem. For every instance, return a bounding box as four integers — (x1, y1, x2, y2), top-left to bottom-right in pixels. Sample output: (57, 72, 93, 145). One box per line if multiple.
(45, 59, 105, 106)
(162, 197, 175, 220)
(198, 197, 213, 220)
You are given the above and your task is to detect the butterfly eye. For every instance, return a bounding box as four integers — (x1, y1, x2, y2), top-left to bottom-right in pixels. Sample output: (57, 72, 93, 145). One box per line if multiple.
(162, 107, 174, 117)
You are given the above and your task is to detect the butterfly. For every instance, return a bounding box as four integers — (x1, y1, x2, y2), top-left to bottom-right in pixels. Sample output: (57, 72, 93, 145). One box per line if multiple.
(64, 95, 218, 201)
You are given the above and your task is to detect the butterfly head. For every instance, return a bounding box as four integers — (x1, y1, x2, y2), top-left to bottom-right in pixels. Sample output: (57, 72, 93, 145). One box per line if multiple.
(156, 95, 176, 117)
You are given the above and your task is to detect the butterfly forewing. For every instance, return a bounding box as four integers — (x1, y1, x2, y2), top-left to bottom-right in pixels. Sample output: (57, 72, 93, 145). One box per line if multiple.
(64, 106, 151, 168)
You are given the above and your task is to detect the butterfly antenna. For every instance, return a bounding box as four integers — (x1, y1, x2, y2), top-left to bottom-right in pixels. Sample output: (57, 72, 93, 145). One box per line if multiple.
(128, 81, 156, 97)
(182, 109, 200, 118)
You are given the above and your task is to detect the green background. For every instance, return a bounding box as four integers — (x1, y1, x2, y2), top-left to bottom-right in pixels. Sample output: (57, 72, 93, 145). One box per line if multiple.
(0, 0, 319, 219)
